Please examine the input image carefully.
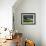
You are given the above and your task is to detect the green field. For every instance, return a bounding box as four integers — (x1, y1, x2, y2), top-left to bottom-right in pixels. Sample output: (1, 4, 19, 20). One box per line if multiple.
(23, 19, 33, 22)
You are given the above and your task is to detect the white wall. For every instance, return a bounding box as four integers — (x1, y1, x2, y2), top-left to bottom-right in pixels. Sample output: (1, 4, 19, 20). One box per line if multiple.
(0, 0, 16, 29)
(41, 0, 46, 46)
(13, 0, 41, 46)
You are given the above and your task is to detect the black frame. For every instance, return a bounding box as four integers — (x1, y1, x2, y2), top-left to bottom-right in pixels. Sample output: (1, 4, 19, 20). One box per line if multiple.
(21, 13, 36, 25)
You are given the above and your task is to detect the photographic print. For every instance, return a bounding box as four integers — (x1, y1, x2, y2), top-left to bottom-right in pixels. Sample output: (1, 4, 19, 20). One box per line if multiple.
(21, 13, 36, 25)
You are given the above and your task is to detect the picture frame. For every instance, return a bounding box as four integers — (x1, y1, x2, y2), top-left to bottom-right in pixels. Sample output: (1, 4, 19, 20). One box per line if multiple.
(21, 13, 36, 25)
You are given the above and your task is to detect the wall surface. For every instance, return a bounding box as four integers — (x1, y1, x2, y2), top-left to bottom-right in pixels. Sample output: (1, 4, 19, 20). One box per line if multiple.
(0, 0, 16, 29)
(41, 0, 46, 46)
(13, 0, 41, 46)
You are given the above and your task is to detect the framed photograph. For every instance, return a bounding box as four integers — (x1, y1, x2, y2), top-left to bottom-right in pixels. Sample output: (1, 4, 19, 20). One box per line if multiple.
(21, 13, 36, 25)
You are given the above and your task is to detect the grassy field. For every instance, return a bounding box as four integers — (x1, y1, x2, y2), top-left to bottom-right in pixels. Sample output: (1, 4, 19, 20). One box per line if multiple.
(23, 19, 33, 22)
